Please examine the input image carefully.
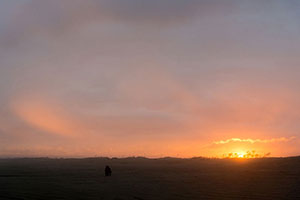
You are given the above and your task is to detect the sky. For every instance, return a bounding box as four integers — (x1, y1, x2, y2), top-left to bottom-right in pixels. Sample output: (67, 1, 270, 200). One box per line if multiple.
(1, 0, 300, 158)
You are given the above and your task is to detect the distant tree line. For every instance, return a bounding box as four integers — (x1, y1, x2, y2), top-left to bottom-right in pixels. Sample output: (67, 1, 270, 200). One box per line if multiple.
(222, 150, 271, 159)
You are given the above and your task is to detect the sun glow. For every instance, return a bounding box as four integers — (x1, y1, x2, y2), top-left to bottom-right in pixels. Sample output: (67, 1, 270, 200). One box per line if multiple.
(222, 150, 270, 159)
(237, 152, 245, 158)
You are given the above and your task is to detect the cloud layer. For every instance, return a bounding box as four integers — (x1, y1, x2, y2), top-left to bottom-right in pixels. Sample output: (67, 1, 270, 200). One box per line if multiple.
(1, 0, 300, 157)
(213, 137, 296, 145)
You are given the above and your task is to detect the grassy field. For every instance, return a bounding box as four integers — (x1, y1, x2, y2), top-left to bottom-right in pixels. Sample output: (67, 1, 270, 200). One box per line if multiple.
(0, 157, 299, 200)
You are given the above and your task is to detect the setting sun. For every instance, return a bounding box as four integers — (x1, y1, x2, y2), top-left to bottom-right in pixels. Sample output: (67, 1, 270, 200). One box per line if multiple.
(237, 153, 245, 158)
(222, 150, 268, 159)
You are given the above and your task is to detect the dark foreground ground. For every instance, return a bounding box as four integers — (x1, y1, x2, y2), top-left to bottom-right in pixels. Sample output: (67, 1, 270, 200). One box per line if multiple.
(0, 157, 300, 200)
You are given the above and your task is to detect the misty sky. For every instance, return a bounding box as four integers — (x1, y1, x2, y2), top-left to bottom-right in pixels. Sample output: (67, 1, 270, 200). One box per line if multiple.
(1, 0, 300, 157)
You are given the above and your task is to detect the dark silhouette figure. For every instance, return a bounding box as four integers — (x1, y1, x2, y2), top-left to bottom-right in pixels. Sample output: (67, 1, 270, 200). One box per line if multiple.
(105, 165, 112, 176)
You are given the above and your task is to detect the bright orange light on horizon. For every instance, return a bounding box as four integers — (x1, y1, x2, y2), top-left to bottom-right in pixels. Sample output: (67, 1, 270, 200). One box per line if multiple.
(208, 136, 297, 158)
(237, 152, 245, 158)
(222, 150, 270, 159)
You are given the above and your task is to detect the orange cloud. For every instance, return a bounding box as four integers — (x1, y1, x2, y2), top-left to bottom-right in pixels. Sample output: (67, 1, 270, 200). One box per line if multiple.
(213, 137, 296, 145)
(11, 95, 77, 137)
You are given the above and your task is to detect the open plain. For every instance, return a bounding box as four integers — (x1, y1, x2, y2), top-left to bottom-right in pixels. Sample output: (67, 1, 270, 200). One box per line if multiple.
(0, 157, 300, 200)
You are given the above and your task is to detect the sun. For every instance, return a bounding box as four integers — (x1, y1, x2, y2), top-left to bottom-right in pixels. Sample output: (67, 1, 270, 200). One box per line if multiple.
(237, 152, 245, 158)
(223, 150, 265, 159)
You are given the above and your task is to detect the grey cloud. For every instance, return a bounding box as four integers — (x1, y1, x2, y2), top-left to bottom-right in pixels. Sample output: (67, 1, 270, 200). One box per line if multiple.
(1, 0, 235, 47)
(19, 0, 232, 24)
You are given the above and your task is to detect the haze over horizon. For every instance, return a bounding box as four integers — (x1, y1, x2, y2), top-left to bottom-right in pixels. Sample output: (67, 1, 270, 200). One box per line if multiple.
(1, 0, 300, 158)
